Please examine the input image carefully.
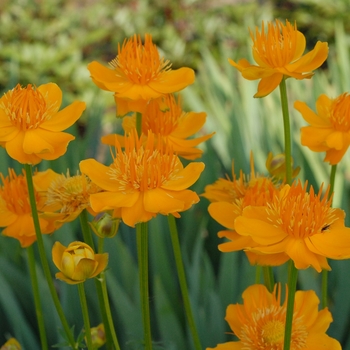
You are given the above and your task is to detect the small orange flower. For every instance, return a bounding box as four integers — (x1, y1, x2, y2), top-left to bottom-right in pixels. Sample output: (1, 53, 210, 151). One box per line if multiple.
(207, 284, 341, 350)
(33, 169, 101, 226)
(235, 181, 350, 272)
(295, 93, 350, 164)
(88, 34, 195, 114)
(0, 83, 86, 164)
(229, 19, 328, 97)
(52, 241, 108, 284)
(102, 94, 214, 160)
(80, 129, 205, 227)
(0, 169, 56, 247)
(203, 154, 288, 266)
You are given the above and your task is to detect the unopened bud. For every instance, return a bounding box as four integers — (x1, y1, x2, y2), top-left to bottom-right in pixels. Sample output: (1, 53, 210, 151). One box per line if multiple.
(90, 212, 120, 238)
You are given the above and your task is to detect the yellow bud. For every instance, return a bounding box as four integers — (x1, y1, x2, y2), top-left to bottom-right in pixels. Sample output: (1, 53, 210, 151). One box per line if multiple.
(0, 338, 21, 350)
(90, 212, 120, 238)
(90, 324, 106, 348)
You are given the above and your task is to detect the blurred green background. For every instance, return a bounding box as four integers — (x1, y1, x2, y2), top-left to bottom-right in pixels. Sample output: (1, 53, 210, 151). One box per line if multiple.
(1, 0, 350, 349)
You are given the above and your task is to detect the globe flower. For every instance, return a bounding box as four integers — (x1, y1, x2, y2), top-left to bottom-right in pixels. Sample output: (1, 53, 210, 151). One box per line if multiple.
(295, 93, 350, 165)
(33, 168, 101, 226)
(207, 284, 341, 350)
(102, 94, 214, 160)
(52, 241, 108, 285)
(0, 338, 21, 350)
(80, 129, 205, 227)
(88, 34, 195, 115)
(0, 169, 57, 247)
(0, 83, 86, 164)
(229, 19, 328, 97)
(235, 181, 350, 272)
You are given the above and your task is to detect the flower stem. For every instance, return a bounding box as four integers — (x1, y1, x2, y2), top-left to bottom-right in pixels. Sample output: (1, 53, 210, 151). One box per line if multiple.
(321, 164, 337, 308)
(136, 112, 142, 137)
(279, 78, 292, 185)
(78, 283, 93, 350)
(167, 215, 202, 350)
(136, 222, 152, 350)
(262, 266, 275, 293)
(24, 164, 76, 349)
(27, 245, 48, 350)
(283, 261, 298, 350)
(79, 210, 121, 350)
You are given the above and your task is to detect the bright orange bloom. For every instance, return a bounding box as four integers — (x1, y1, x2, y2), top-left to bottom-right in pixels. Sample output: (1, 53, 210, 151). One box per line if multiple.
(0, 83, 86, 164)
(203, 154, 289, 266)
(0, 338, 21, 350)
(235, 181, 350, 272)
(80, 129, 205, 227)
(207, 284, 341, 350)
(295, 93, 350, 164)
(33, 169, 101, 226)
(229, 19, 328, 97)
(88, 34, 195, 115)
(102, 94, 214, 160)
(0, 169, 56, 247)
(52, 241, 108, 285)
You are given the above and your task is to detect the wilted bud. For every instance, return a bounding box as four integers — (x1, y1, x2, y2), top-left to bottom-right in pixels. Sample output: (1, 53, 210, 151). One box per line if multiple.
(90, 212, 120, 238)
(52, 241, 108, 284)
(0, 338, 21, 350)
(266, 152, 300, 181)
(90, 323, 106, 348)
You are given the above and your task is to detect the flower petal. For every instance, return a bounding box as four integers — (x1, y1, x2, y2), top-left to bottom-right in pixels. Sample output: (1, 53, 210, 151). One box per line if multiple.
(144, 188, 185, 213)
(92, 253, 109, 277)
(72, 258, 98, 281)
(37, 83, 62, 113)
(89, 191, 139, 212)
(254, 73, 283, 98)
(294, 100, 331, 127)
(52, 241, 67, 271)
(208, 202, 239, 230)
(304, 333, 341, 350)
(300, 126, 333, 151)
(171, 112, 207, 138)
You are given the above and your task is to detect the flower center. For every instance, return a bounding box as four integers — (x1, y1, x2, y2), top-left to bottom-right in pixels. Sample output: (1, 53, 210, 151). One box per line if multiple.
(252, 20, 298, 68)
(0, 169, 33, 215)
(109, 34, 171, 85)
(0, 84, 56, 130)
(262, 320, 284, 344)
(330, 93, 350, 131)
(267, 182, 336, 238)
(46, 172, 100, 213)
(108, 131, 179, 192)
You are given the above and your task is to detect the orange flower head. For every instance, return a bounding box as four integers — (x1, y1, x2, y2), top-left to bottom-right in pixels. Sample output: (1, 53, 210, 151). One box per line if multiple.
(52, 241, 108, 284)
(102, 94, 214, 160)
(0, 83, 86, 164)
(295, 93, 350, 164)
(229, 19, 328, 97)
(235, 181, 350, 272)
(88, 34, 195, 109)
(0, 169, 55, 247)
(207, 284, 341, 350)
(33, 169, 101, 226)
(80, 129, 205, 227)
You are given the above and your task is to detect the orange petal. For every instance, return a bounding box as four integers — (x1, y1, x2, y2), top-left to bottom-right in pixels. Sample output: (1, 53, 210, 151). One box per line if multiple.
(287, 41, 328, 73)
(88, 61, 124, 91)
(89, 191, 139, 212)
(92, 253, 109, 277)
(0, 125, 19, 142)
(304, 333, 341, 350)
(0, 206, 17, 227)
(291, 31, 307, 61)
(308, 308, 333, 333)
(52, 241, 67, 271)
(254, 73, 283, 98)
(37, 83, 62, 113)
(41, 101, 86, 132)
(228, 58, 252, 72)
(161, 162, 205, 190)
(316, 94, 332, 119)
(324, 147, 349, 165)
(72, 258, 98, 281)
(144, 188, 185, 213)
(325, 131, 347, 150)
(245, 251, 289, 266)
(206, 342, 241, 350)
(171, 112, 207, 138)
(208, 202, 238, 230)
(300, 126, 333, 151)
(55, 272, 82, 285)
(242, 66, 276, 80)
(294, 290, 319, 328)
(294, 100, 331, 127)
(33, 169, 61, 192)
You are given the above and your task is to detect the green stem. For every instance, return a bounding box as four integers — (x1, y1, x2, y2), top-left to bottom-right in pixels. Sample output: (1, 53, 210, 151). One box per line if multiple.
(136, 222, 152, 350)
(255, 266, 261, 284)
(136, 112, 142, 137)
(321, 164, 337, 308)
(78, 283, 93, 350)
(283, 261, 298, 350)
(27, 245, 48, 350)
(24, 164, 76, 349)
(167, 215, 202, 350)
(279, 78, 292, 185)
(262, 266, 275, 293)
(79, 210, 120, 350)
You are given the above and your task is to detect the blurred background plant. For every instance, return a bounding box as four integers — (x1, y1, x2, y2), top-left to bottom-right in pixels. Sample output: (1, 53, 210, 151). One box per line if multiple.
(1, 0, 350, 349)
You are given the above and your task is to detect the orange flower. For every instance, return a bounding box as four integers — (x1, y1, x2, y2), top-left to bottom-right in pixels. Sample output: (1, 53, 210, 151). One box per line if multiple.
(52, 241, 108, 285)
(80, 129, 205, 227)
(229, 19, 328, 97)
(0, 169, 56, 247)
(33, 168, 101, 226)
(207, 284, 341, 350)
(295, 93, 350, 165)
(102, 94, 214, 160)
(0, 83, 86, 164)
(235, 181, 350, 272)
(88, 34, 195, 115)
(203, 154, 289, 266)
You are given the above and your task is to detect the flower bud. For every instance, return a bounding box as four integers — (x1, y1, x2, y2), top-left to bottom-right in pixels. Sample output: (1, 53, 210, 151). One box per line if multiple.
(265, 152, 300, 181)
(90, 324, 106, 348)
(52, 241, 108, 284)
(0, 338, 21, 350)
(90, 212, 120, 238)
